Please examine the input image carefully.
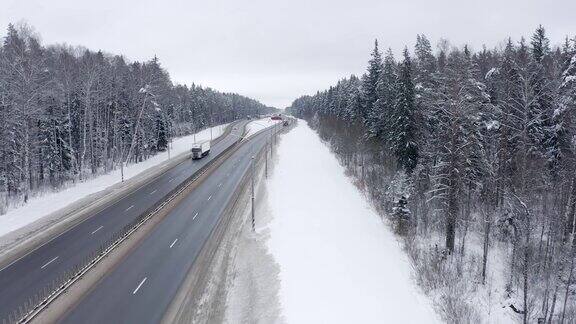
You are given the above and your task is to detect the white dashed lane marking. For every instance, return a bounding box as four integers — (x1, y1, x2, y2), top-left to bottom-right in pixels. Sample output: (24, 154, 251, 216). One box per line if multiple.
(40, 256, 59, 269)
(133, 277, 147, 295)
(91, 226, 103, 235)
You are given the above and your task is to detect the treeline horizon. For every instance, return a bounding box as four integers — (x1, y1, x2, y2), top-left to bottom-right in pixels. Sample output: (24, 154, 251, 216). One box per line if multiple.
(0, 23, 275, 213)
(288, 26, 576, 323)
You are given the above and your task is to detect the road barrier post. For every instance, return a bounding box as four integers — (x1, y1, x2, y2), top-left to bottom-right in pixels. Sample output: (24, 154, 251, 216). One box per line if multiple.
(265, 142, 268, 179)
(251, 156, 255, 231)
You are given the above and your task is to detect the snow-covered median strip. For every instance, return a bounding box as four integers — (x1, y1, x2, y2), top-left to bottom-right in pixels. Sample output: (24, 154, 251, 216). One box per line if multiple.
(245, 117, 281, 138)
(0, 124, 228, 238)
(263, 121, 441, 323)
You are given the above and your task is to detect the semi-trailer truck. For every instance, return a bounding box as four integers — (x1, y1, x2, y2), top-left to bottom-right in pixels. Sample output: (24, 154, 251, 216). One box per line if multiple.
(191, 141, 210, 159)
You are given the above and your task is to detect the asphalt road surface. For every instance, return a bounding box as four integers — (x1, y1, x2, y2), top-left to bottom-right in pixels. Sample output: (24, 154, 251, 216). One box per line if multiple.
(60, 125, 274, 323)
(0, 121, 248, 322)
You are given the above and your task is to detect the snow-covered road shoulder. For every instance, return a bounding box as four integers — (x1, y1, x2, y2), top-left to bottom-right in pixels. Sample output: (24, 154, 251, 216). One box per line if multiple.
(245, 117, 281, 138)
(262, 121, 441, 323)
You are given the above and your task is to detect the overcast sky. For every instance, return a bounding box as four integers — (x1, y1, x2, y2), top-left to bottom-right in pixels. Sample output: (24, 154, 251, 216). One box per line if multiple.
(2, 0, 575, 108)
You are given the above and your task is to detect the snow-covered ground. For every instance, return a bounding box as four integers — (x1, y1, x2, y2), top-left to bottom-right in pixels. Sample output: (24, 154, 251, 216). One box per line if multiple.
(0, 123, 228, 238)
(229, 120, 442, 323)
(245, 117, 282, 138)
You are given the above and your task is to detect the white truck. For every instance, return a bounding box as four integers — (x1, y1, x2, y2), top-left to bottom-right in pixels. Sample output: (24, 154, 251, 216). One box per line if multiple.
(191, 141, 210, 159)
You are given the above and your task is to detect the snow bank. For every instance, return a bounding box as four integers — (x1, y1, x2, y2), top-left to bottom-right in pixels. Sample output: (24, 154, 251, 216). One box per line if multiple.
(245, 117, 281, 138)
(0, 123, 228, 238)
(265, 121, 441, 323)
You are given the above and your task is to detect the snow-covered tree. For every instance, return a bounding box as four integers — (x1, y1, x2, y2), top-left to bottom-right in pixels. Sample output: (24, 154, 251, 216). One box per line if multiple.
(361, 40, 383, 127)
(0, 24, 275, 211)
(287, 29, 576, 322)
(393, 195, 411, 235)
(370, 49, 397, 141)
(391, 48, 419, 173)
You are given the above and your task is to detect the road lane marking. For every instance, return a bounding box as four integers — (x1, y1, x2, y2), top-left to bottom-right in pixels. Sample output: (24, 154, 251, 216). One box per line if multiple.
(193, 212, 198, 220)
(91, 225, 103, 235)
(149, 190, 157, 195)
(125, 205, 134, 212)
(168, 178, 174, 183)
(170, 239, 178, 249)
(133, 277, 147, 295)
(207, 195, 212, 201)
(41, 256, 59, 269)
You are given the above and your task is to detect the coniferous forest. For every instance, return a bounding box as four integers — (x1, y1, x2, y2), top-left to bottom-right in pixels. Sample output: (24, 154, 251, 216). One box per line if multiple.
(0, 24, 274, 213)
(288, 26, 576, 323)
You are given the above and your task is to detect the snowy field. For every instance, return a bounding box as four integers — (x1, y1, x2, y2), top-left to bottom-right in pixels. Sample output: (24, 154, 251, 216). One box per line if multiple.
(245, 117, 282, 138)
(0, 123, 228, 238)
(262, 121, 441, 323)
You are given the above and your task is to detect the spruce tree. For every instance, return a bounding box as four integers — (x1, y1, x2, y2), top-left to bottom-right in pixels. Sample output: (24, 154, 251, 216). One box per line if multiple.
(411, 35, 439, 227)
(371, 49, 397, 141)
(155, 111, 168, 152)
(393, 195, 411, 235)
(392, 48, 418, 173)
(528, 27, 555, 174)
(361, 40, 383, 128)
(531, 25, 550, 63)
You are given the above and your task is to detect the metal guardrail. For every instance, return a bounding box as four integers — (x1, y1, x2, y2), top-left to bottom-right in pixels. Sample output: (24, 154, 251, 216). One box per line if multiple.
(5, 132, 245, 324)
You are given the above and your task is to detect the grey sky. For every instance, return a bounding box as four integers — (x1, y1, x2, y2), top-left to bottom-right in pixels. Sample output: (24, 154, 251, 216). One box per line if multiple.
(2, 0, 575, 108)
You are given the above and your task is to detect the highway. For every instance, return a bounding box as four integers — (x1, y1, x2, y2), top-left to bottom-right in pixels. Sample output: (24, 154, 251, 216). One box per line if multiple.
(0, 121, 249, 322)
(60, 123, 274, 323)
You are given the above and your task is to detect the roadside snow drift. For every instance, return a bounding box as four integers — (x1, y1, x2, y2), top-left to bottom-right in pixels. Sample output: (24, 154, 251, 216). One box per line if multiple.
(266, 121, 441, 323)
(0, 124, 228, 238)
